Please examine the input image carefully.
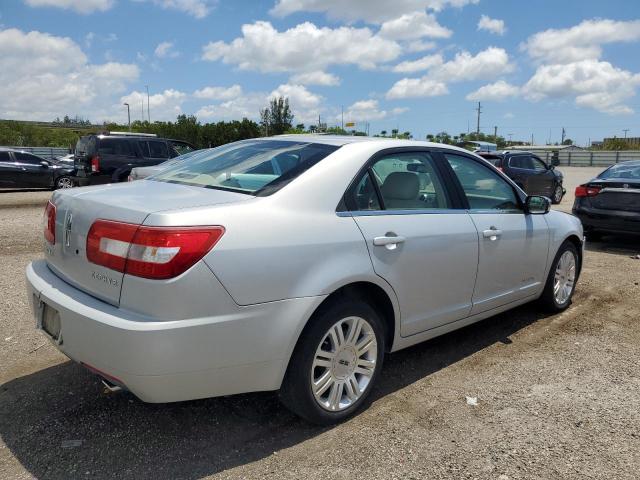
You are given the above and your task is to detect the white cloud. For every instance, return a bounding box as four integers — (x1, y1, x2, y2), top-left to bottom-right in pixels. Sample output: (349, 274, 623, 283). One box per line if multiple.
(196, 84, 325, 124)
(386, 78, 448, 99)
(387, 47, 513, 99)
(193, 84, 243, 100)
(154, 41, 180, 58)
(120, 89, 187, 121)
(136, 0, 217, 18)
(196, 93, 266, 121)
(379, 11, 452, 40)
(392, 54, 443, 73)
(202, 21, 401, 72)
(342, 100, 387, 121)
(523, 59, 640, 115)
(23, 0, 114, 14)
(466, 80, 520, 101)
(406, 40, 437, 52)
(477, 15, 505, 36)
(0, 28, 138, 121)
(270, 0, 479, 23)
(522, 19, 640, 64)
(290, 70, 340, 86)
(270, 83, 323, 123)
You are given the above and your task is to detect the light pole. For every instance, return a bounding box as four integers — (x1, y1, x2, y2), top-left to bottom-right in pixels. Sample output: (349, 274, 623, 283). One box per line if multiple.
(145, 85, 151, 123)
(623, 129, 629, 139)
(123, 103, 131, 131)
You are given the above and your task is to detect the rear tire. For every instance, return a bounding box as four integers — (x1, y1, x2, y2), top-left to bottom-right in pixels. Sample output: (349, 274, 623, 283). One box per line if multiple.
(279, 298, 385, 425)
(539, 241, 579, 312)
(55, 176, 74, 189)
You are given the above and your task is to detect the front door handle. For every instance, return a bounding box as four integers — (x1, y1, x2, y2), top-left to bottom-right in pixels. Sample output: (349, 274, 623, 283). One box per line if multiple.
(482, 227, 502, 240)
(373, 235, 406, 250)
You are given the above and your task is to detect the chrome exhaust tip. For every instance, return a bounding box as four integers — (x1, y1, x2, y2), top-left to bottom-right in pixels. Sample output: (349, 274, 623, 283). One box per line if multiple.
(101, 379, 123, 394)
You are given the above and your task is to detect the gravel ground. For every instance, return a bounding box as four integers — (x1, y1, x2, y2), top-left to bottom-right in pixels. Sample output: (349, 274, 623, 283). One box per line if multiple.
(1, 169, 639, 480)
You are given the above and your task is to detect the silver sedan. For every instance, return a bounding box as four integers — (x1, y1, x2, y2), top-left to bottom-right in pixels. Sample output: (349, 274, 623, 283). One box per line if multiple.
(26, 135, 583, 424)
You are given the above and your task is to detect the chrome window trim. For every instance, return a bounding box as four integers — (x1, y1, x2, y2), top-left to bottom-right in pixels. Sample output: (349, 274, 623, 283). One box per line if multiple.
(337, 208, 470, 217)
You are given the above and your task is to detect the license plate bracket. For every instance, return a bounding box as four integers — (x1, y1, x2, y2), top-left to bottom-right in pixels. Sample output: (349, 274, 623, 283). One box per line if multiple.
(40, 302, 62, 343)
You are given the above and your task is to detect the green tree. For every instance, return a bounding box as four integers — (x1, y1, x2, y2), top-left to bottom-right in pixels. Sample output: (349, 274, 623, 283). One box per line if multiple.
(260, 96, 293, 136)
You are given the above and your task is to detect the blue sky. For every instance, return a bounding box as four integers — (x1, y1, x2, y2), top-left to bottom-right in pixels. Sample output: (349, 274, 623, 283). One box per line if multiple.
(2, 0, 640, 145)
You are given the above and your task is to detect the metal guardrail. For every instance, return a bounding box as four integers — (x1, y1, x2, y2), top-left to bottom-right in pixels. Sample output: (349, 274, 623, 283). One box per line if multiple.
(537, 150, 640, 167)
(1, 146, 71, 160)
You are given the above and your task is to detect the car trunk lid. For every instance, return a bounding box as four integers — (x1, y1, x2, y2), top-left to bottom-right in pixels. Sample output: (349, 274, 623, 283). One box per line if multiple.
(587, 179, 640, 212)
(45, 180, 249, 305)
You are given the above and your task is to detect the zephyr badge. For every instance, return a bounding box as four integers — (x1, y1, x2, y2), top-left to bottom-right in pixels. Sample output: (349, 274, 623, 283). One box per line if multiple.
(64, 211, 73, 247)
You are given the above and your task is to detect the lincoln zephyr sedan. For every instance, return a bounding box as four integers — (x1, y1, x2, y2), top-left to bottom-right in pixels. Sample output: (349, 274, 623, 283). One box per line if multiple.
(26, 136, 583, 424)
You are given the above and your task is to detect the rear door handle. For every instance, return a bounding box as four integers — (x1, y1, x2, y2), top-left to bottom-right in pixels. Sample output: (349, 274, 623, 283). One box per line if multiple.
(373, 235, 406, 250)
(483, 227, 502, 240)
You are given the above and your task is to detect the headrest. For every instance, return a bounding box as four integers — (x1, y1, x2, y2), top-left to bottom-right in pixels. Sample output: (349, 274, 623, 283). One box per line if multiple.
(380, 172, 420, 200)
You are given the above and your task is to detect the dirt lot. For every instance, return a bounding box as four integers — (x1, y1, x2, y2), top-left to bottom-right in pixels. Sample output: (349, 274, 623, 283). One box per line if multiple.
(1, 168, 639, 480)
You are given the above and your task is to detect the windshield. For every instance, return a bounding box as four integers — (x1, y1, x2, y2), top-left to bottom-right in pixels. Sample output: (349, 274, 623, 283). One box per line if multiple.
(599, 163, 640, 180)
(150, 139, 339, 195)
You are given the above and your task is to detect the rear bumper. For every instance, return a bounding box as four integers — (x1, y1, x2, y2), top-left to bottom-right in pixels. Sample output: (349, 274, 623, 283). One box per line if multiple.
(572, 205, 640, 235)
(26, 259, 324, 402)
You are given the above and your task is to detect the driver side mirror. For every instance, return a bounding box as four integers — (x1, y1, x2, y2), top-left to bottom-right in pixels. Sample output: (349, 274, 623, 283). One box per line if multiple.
(39, 161, 49, 168)
(525, 195, 550, 215)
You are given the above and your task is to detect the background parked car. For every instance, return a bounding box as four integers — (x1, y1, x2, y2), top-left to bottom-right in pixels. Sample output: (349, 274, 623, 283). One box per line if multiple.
(53, 153, 75, 164)
(73, 132, 196, 186)
(573, 160, 640, 239)
(478, 151, 565, 203)
(128, 148, 205, 181)
(0, 148, 75, 189)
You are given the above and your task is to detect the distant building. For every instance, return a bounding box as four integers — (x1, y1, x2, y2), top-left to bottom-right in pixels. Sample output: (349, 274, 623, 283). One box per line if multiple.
(591, 140, 604, 147)
(603, 137, 640, 147)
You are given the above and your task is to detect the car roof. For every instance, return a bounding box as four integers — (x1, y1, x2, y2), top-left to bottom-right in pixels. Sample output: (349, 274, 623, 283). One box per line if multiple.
(271, 134, 477, 154)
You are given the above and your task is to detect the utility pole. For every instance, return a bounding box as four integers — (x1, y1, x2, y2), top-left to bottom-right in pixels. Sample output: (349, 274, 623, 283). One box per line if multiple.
(508, 133, 513, 145)
(561, 127, 566, 144)
(123, 103, 131, 131)
(493, 125, 498, 140)
(341, 105, 344, 131)
(475, 102, 482, 136)
(531, 133, 534, 146)
(623, 129, 629, 139)
(141, 100, 144, 122)
(145, 85, 151, 123)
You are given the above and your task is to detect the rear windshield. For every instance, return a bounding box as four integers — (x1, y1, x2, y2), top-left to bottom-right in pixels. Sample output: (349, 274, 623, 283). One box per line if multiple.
(599, 164, 640, 180)
(150, 140, 339, 195)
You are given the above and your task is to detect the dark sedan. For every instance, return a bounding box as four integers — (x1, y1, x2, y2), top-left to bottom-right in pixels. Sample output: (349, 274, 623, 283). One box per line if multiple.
(573, 160, 640, 239)
(0, 149, 75, 189)
(478, 151, 565, 203)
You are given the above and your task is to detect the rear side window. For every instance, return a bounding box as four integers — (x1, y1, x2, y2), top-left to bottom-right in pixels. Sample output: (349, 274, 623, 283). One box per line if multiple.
(99, 138, 134, 156)
(151, 140, 338, 195)
(346, 152, 450, 211)
(0, 152, 11, 162)
(148, 141, 170, 158)
(446, 154, 521, 211)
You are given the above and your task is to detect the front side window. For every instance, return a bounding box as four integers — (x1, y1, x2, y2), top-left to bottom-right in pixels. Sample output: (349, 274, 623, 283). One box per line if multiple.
(509, 155, 532, 170)
(446, 154, 521, 211)
(531, 157, 548, 171)
(15, 153, 43, 165)
(151, 140, 338, 195)
(148, 141, 170, 158)
(0, 151, 12, 162)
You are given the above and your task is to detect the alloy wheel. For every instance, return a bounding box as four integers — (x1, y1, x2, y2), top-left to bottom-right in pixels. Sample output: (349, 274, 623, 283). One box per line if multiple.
(554, 250, 576, 305)
(311, 316, 377, 412)
(56, 177, 74, 189)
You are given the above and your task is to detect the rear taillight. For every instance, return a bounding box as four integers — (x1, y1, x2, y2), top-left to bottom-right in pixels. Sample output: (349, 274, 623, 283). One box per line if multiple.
(91, 155, 100, 172)
(575, 185, 601, 197)
(86, 220, 225, 279)
(44, 201, 56, 244)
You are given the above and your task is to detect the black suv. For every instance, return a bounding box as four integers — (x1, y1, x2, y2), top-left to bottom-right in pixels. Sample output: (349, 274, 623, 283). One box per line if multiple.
(478, 151, 565, 204)
(73, 133, 196, 186)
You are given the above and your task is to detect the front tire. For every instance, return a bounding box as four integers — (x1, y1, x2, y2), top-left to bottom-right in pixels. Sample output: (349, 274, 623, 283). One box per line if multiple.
(551, 184, 564, 204)
(279, 299, 385, 425)
(539, 241, 579, 312)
